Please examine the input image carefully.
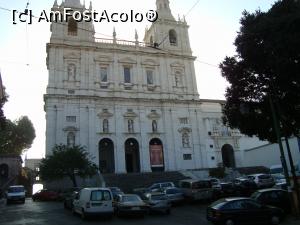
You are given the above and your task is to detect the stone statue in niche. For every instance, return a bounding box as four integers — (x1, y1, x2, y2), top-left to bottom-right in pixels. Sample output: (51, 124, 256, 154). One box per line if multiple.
(152, 120, 157, 132)
(128, 119, 134, 133)
(68, 64, 76, 81)
(182, 132, 190, 147)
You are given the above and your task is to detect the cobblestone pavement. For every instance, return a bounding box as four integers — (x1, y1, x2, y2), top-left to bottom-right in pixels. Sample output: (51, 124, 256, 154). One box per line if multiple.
(0, 198, 299, 225)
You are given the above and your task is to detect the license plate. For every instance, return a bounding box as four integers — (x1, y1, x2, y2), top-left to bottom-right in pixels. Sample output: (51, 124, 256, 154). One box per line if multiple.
(132, 207, 140, 210)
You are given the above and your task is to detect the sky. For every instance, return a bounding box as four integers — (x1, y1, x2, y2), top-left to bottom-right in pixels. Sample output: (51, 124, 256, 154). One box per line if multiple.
(0, 0, 277, 159)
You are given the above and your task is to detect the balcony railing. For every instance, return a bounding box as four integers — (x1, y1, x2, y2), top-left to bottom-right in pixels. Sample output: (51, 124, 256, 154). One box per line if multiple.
(95, 37, 148, 48)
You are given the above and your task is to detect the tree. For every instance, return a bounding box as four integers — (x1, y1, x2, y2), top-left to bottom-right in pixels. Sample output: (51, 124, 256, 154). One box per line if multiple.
(0, 94, 7, 129)
(220, 0, 300, 142)
(39, 145, 98, 187)
(0, 116, 36, 155)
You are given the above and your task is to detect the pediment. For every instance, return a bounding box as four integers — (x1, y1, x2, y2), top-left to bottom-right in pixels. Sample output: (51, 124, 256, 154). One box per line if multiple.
(63, 52, 81, 59)
(97, 109, 113, 118)
(147, 111, 161, 119)
(63, 126, 79, 132)
(141, 59, 159, 66)
(94, 55, 114, 63)
(170, 61, 185, 68)
(123, 111, 138, 118)
(178, 127, 192, 133)
(118, 57, 137, 64)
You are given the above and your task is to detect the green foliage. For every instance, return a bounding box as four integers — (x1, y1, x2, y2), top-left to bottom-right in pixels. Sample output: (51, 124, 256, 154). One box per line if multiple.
(0, 116, 36, 155)
(0, 95, 7, 129)
(220, 0, 300, 143)
(39, 145, 98, 187)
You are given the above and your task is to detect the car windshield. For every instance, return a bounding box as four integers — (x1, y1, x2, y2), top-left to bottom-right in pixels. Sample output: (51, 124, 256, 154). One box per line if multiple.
(258, 175, 271, 179)
(250, 192, 260, 199)
(151, 194, 167, 200)
(210, 199, 227, 209)
(8, 186, 24, 193)
(123, 195, 141, 202)
(272, 174, 285, 179)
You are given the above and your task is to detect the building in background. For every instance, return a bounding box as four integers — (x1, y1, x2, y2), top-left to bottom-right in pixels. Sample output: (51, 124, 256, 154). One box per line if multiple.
(44, 0, 265, 174)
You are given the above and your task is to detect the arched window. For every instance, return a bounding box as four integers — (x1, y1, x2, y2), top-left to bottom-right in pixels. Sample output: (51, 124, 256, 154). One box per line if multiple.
(128, 119, 134, 133)
(67, 132, 75, 147)
(182, 132, 190, 148)
(169, 29, 177, 46)
(103, 119, 109, 133)
(68, 18, 78, 36)
(152, 120, 158, 132)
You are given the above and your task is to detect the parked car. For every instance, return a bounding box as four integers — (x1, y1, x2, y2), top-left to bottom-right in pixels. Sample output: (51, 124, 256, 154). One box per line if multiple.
(141, 192, 171, 214)
(179, 179, 213, 201)
(6, 185, 26, 204)
(207, 197, 284, 225)
(233, 177, 257, 196)
(218, 182, 236, 198)
(148, 182, 175, 192)
(210, 178, 222, 190)
(163, 187, 185, 205)
(251, 189, 290, 213)
(108, 187, 124, 201)
(72, 188, 114, 220)
(64, 191, 79, 210)
(271, 174, 286, 185)
(247, 174, 275, 188)
(60, 187, 82, 202)
(114, 194, 148, 217)
(32, 189, 59, 201)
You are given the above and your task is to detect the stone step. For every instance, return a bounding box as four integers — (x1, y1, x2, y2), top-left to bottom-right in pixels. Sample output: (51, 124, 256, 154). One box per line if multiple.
(103, 171, 189, 193)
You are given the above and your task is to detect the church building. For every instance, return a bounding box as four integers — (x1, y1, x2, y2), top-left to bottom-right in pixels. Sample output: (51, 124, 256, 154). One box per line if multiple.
(44, 0, 263, 174)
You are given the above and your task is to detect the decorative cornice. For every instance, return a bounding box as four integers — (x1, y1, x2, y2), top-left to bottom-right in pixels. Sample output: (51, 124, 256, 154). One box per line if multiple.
(147, 111, 161, 119)
(123, 111, 138, 118)
(97, 109, 113, 118)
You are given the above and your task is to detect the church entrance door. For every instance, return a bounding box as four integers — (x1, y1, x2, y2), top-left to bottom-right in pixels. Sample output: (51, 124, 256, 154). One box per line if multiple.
(221, 144, 236, 168)
(99, 138, 115, 174)
(149, 138, 165, 172)
(125, 138, 140, 173)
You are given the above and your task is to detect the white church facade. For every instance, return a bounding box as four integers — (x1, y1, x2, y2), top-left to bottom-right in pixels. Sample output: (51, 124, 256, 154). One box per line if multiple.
(44, 0, 264, 174)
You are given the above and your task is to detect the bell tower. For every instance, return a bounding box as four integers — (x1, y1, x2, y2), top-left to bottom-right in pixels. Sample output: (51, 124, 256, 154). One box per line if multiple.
(50, 0, 95, 43)
(144, 0, 192, 54)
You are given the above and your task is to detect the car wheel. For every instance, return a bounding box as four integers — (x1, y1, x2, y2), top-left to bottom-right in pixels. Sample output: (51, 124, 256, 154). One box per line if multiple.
(166, 209, 171, 215)
(225, 219, 235, 225)
(271, 215, 280, 225)
(81, 209, 86, 220)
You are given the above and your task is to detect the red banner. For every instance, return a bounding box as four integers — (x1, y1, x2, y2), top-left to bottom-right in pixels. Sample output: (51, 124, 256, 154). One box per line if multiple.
(150, 145, 164, 167)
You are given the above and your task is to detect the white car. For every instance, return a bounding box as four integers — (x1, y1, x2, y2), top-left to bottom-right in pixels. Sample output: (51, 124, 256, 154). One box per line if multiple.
(72, 188, 114, 220)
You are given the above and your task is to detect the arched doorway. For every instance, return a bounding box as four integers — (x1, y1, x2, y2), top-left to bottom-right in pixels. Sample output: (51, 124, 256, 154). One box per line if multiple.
(99, 138, 115, 174)
(0, 164, 9, 179)
(125, 138, 140, 173)
(149, 138, 165, 172)
(221, 144, 236, 168)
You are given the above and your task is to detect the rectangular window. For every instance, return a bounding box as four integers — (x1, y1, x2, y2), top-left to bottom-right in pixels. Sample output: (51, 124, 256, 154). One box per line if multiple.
(66, 116, 76, 122)
(179, 118, 188, 124)
(124, 67, 131, 83)
(100, 67, 108, 82)
(146, 70, 154, 85)
(183, 154, 192, 160)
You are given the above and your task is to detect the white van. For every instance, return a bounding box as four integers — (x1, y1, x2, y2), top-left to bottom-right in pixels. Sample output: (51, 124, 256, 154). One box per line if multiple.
(72, 188, 114, 219)
(6, 185, 26, 204)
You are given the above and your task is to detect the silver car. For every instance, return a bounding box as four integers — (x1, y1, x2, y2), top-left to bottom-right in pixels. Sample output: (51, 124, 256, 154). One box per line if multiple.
(163, 187, 185, 205)
(142, 192, 171, 214)
(114, 194, 148, 217)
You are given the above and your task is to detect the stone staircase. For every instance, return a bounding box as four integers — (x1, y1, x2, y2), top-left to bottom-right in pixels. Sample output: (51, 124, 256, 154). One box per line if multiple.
(103, 171, 189, 193)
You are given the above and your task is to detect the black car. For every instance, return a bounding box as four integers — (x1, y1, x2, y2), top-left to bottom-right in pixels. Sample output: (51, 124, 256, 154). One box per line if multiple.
(251, 189, 290, 213)
(233, 178, 257, 196)
(207, 197, 284, 225)
(219, 182, 236, 197)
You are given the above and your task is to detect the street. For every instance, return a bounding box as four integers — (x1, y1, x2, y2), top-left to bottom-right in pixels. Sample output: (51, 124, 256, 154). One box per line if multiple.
(0, 199, 300, 225)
